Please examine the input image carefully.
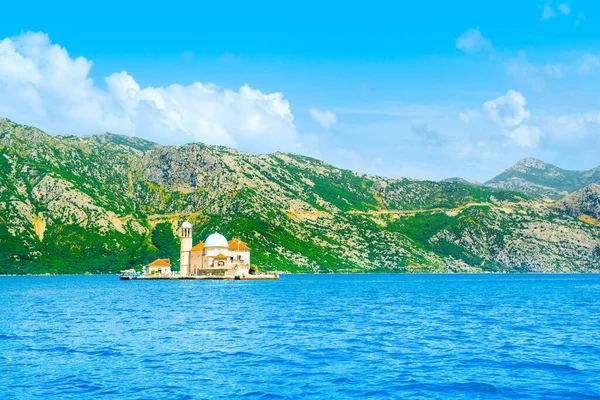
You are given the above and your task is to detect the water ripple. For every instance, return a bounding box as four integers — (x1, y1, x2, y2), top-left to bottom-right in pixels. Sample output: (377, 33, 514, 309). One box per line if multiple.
(1, 274, 600, 399)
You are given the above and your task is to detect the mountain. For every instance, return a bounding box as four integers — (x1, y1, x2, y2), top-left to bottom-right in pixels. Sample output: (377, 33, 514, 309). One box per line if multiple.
(1, 118, 599, 274)
(556, 184, 600, 224)
(486, 157, 600, 199)
(441, 177, 479, 186)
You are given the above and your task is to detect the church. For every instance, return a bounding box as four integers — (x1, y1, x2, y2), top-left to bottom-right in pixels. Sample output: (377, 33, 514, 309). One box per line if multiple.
(178, 222, 251, 278)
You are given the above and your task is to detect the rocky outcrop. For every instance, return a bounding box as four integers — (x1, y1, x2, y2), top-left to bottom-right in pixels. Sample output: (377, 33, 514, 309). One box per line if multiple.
(556, 184, 600, 221)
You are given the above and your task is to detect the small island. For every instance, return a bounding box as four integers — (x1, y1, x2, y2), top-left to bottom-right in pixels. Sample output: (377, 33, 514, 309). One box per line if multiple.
(120, 222, 278, 280)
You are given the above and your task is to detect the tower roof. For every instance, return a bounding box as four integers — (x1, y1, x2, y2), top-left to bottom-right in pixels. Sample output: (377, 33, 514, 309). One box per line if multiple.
(205, 233, 228, 248)
(181, 221, 192, 228)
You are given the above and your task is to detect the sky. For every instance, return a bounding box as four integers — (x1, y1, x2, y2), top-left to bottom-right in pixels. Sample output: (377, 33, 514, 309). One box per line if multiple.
(1, 0, 600, 181)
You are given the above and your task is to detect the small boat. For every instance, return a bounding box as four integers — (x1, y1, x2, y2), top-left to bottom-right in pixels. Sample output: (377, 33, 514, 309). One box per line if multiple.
(119, 269, 142, 280)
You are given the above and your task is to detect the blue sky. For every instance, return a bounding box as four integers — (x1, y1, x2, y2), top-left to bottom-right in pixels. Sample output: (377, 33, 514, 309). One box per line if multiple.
(1, 0, 599, 181)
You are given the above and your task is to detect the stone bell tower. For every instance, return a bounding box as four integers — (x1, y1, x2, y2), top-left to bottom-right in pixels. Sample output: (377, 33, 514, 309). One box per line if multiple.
(179, 221, 192, 276)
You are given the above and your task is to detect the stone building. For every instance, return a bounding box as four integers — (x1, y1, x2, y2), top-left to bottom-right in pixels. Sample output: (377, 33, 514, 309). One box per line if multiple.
(144, 258, 172, 275)
(179, 222, 251, 278)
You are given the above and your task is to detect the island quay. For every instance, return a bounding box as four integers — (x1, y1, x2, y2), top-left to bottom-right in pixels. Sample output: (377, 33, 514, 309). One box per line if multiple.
(120, 222, 278, 281)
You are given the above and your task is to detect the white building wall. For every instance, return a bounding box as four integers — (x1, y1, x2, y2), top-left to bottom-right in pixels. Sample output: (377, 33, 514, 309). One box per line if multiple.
(190, 251, 203, 273)
(231, 250, 250, 266)
(203, 246, 230, 257)
(145, 266, 172, 275)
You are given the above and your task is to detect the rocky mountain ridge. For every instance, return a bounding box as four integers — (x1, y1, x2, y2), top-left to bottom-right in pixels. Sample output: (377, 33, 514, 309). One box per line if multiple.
(486, 157, 600, 199)
(1, 118, 599, 274)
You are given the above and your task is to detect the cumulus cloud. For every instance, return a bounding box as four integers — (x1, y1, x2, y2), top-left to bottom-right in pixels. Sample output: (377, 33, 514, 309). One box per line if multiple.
(309, 107, 337, 129)
(483, 90, 544, 148)
(483, 90, 531, 127)
(456, 28, 492, 54)
(0, 32, 299, 152)
(504, 125, 543, 148)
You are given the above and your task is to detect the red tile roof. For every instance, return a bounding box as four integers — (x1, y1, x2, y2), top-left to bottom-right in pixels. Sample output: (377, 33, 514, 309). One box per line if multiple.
(228, 238, 250, 251)
(147, 258, 171, 267)
(191, 242, 205, 252)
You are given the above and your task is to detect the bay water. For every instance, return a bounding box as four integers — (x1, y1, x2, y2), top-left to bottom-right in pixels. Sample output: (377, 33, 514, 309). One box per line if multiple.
(1, 274, 599, 399)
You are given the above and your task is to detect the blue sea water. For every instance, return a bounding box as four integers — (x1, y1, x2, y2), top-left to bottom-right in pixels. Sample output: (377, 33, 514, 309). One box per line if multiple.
(1, 274, 600, 399)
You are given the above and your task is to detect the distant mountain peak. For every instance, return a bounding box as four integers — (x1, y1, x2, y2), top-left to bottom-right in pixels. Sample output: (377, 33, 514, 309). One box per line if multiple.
(441, 177, 479, 186)
(487, 158, 600, 199)
(86, 132, 161, 152)
(512, 157, 551, 171)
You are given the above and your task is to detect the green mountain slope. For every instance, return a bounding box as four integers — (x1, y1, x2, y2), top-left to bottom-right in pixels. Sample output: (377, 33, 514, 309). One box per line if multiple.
(1, 119, 599, 274)
(486, 157, 600, 199)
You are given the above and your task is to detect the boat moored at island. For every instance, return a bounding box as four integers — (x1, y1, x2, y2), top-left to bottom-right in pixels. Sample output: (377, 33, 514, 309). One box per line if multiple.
(119, 269, 143, 280)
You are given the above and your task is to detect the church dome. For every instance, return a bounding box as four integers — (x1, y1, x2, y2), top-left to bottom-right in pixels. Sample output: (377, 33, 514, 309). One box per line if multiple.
(205, 233, 228, 248)
(181, 221, 192, 228)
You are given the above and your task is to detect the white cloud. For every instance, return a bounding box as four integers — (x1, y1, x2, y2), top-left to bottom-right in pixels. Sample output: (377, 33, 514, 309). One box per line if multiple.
(578, 53, 600, 73)
(544, 63, 570, 78)
(558, 3, 571, 14)
(459, 108, 480, 124)
(456, 28, 492, 54)
(309, 108, 337, 129)
(483, 90, 531, 127)
(540, 111, 600, 142)
(504, 125, 543, 148)
(506, 51, 537, 76)
(541, 3, 557, 20)
(542, 2, 572, 20)
(459, 112, 471, 124)
(0, 32, 299, 152)
(482, 90, 545, 148)
(507, 51, 599, 82)
(505, 51, 547, 91)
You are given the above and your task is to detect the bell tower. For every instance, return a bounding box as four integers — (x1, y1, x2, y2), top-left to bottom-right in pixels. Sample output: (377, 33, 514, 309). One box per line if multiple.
(179, 221, 192, 276)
